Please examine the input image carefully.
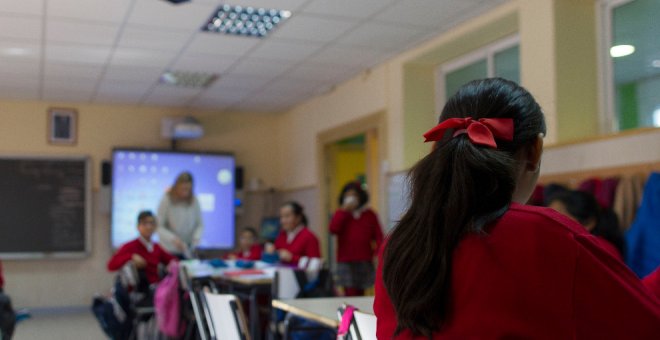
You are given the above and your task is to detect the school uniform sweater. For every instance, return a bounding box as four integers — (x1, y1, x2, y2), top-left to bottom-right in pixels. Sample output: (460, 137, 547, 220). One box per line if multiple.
(374, 202, 660, 339)
(107, 238, 175, 284)
(226, 244, 263, 261)
(273, 227, 320, 265)
(329, 208, 384, 262)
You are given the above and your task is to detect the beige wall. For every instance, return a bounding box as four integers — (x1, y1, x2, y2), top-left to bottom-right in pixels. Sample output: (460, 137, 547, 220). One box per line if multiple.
(0, 101, 277, 308)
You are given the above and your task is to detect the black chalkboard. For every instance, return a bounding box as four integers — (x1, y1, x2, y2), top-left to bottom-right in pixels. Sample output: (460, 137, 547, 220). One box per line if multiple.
(0, 157, 90, 258)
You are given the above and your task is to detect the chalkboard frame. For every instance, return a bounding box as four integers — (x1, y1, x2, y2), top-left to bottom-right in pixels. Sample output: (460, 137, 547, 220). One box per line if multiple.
(0, 155, 92, 260)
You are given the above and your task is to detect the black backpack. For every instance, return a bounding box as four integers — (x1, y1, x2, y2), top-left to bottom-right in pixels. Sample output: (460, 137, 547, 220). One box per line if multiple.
(91, 278, 133, 340)
(0, 292, 16, 340)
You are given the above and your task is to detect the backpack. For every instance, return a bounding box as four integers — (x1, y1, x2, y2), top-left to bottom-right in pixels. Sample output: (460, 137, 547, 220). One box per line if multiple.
(91, 278, 133, 339)
(0, 292, 16, 340)
(154, 261, 185, 337)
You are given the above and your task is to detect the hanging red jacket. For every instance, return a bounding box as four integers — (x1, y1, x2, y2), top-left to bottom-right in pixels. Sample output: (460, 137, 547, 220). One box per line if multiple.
(375, 203, 660, 339)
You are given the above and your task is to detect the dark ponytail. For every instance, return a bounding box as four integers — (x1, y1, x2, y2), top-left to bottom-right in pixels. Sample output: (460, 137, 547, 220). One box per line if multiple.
(382, 78, 546, 337)
(283, 201, 309, 226)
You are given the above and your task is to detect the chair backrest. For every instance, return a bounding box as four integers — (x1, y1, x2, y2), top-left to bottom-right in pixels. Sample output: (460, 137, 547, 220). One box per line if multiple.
(353, 311, 377, 340)
(201, 292, 250, 340)
(336, 307, 376, 340)
(272, 268, 301, 300)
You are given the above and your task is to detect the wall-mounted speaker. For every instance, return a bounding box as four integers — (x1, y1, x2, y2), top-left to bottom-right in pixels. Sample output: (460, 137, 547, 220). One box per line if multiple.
(101, 161, 112, 186)
(235, 166, 244, 190)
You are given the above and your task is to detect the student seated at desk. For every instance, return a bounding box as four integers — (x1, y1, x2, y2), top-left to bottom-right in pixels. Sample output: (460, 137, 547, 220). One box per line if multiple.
(108, 211, 176, 286)
(226, 227, 262, 261)
(265, 201, 320, 265)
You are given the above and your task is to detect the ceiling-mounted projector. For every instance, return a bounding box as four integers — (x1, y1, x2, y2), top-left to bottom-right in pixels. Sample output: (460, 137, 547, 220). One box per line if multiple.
(161, 116, 204, 140)
(162, 0, 191, 4)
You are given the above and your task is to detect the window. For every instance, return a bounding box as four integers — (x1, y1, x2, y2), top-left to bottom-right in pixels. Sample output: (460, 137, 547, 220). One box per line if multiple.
(435, 35, 520, 114)
(602, 0, 660, 131)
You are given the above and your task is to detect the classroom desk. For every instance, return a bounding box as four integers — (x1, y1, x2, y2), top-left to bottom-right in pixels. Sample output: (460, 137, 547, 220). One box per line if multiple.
(272, 296, 374, 329)
(180, 260, 275, 340)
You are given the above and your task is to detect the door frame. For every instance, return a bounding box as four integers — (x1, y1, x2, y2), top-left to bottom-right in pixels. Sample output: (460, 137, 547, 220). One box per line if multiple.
(316, 111, 387, 267)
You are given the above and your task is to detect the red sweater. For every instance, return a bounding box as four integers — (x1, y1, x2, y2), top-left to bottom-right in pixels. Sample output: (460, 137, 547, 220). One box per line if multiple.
(107, 239, 175, 284)
(273, 227, 321, 265)
(374, 203, 660, 339)
(225, 244, 263, 261)
(644, 267, 660, 300)
(329, 208, 384, 262)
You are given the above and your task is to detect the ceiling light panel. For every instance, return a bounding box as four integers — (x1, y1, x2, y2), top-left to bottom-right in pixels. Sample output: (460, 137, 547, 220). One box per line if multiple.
(159, 70, 219, 89)
(202, 4, 291, 38)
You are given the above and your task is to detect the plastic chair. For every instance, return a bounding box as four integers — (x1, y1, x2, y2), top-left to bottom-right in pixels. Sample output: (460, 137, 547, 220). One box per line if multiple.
(200, 291, 251, 340)
(337, 307, 376, 340)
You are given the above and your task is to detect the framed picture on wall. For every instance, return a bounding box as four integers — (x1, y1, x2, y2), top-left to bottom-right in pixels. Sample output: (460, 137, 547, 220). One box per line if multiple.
(48, 107, 77, 145)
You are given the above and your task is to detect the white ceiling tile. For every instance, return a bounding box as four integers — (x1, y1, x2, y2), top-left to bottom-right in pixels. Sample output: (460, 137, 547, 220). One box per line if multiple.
(209, 74, 273, 91)
(305, 45, 387, 67)
(0, 0, 43, 16)
(171, 54, 237, 73)
(303, 0, 395, 19)
(42, 90, 94, 103)
(229, 58, 292, 78)
(94, 93, 143, 105)
(0, 60, 40, 77)
(46, 20, 120, 45)
(118, 26, 191, 51)
(95, 80, 152, 104)
(46, 43, 112, 64)
(269, 15, 357, 43)
(0, 15, 42, 41)
(233, 98, 291, 112)
(375, 0, 482, 28)
(189, 100, 232, 110)
(45, 63, 105, 80)
(109, 47, 177, 68)
(103, 65, 164, 83)
(96, 80, 153, 95)
(44, 78, 98, 93)
(196, 87, 250, 103)
(249, 40, 323, 62)
(257, 78, 323, 97)
(0, 75, 39, 88)
(146, 86, 202, 99)
(339, 22, 424, 50)
(47, 0, 133, 23)
(286, 62, 362, 84)
(128, 0, 217, 30)
(43, 79, 96, 101)
(185, 33, 260, 56)
(0, 86, 39, 100)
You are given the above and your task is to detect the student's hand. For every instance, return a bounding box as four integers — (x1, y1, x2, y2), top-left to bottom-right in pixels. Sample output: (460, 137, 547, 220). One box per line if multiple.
(278, 249, 293, 262)
(173, 238, 185, 252)
(132, 254, 147, 268)
(264, 243, 275, 254)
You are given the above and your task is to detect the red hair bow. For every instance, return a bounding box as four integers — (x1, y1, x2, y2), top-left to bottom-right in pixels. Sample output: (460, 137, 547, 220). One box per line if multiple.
(423, 117, 514, 149)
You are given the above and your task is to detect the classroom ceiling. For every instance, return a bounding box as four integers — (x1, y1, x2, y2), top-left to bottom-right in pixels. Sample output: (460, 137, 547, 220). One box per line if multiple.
(0, 0, 507, 112)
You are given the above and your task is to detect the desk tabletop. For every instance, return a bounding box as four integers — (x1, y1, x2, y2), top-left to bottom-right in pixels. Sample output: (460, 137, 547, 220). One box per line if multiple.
(180, 259, 275, 285)
(272, 296, 374, 328)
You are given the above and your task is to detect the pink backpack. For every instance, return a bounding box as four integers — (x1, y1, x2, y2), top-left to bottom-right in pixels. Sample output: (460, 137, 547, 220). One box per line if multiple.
(155, 261, 184, 337)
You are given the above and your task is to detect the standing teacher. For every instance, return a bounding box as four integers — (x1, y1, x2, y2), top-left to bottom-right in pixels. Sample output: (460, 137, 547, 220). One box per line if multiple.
(157, 172, 203, 258)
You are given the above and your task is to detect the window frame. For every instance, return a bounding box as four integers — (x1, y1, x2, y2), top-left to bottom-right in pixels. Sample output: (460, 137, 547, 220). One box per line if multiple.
(434, 34, 520, 115)
(598, 0, 638, 133)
